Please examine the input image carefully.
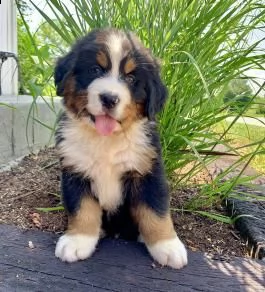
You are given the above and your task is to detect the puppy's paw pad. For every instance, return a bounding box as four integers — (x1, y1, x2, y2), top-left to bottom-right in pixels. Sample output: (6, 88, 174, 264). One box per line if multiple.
(55, 234, 98, 262)
(147, 237, 188, 269)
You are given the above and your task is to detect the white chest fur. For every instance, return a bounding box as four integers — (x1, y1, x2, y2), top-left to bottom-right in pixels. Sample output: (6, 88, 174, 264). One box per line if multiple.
(58, 118, 156, 211)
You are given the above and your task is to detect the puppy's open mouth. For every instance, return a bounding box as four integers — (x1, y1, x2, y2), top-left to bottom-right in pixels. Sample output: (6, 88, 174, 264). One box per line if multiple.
(88, 113, 120, 136)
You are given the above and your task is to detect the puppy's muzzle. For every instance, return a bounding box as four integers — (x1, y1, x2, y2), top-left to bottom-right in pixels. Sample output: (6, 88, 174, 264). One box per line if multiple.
(99, 93, 120, 109)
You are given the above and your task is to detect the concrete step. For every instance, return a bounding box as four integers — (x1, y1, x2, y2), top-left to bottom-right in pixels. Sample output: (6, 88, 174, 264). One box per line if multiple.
(0, 95, 61, 166)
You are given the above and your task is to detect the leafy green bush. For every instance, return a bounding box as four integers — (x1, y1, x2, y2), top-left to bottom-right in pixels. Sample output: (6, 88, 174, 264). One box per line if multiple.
(256, 103, 265, 115)
(17, 16, 67, 95)
(224, 92, 252, 113)
(223, 79, 254, 113)
(17, 0, 265, 213)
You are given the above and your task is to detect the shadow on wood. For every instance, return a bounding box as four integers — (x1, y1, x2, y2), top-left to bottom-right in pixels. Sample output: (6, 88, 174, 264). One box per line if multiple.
(0, 224, 264, 291)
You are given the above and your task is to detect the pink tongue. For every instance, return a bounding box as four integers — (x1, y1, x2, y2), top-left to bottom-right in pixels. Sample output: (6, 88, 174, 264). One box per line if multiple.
(95, 115, 117, 136)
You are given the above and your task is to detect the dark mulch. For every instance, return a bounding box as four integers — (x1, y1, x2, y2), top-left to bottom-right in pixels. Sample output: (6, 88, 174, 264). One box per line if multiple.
(0, 148, 66, 232)
(171, 193, 247, 258)
(0, 148, 247, 258)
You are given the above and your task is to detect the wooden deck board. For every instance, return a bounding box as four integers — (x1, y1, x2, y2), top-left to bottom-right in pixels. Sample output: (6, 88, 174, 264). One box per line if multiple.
(0, 224, 264, 292)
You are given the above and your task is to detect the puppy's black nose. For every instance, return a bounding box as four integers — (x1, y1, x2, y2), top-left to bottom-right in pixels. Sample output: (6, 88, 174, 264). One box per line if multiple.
(99, 93, 120, 109)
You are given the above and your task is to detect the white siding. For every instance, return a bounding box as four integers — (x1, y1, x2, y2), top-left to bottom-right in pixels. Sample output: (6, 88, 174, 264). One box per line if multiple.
(0, 0, 18, 95)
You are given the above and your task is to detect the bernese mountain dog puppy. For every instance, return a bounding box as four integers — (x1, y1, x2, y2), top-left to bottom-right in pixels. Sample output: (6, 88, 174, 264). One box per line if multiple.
(54, 28, 187, 269)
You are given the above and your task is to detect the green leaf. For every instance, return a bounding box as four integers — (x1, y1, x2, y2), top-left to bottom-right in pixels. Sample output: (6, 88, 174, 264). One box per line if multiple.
(36, 206, 64, 212)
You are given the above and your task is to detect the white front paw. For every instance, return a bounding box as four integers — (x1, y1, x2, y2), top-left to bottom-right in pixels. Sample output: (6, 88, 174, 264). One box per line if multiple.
(55, 234, 98, 262)
(147, 237, 188, 269)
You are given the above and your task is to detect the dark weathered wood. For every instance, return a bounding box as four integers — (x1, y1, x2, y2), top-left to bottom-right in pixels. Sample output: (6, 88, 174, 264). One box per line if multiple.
(227, 185, 265, 258)
(0, 224, 264, 292)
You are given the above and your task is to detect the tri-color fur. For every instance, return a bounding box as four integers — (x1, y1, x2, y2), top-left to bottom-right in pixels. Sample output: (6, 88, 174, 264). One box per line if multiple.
(54, 28, 187, 269)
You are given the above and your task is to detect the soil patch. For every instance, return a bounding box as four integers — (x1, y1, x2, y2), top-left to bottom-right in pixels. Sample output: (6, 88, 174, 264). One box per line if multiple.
(0, 148, 247, 258)
(0, 148, 66, 232)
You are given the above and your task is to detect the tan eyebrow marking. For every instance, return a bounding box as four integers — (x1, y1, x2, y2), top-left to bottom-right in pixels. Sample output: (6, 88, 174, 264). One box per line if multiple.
(124, 58, 136, 74)
(96, 50, 108, 68)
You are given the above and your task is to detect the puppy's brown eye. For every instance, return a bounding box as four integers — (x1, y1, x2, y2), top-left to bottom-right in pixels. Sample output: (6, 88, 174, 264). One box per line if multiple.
(124, 74, 135, 84)
(89, 65, 103, 76)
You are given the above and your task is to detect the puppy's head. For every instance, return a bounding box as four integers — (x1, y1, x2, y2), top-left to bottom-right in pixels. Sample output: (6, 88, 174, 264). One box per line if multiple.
(55, 28, 167, 135)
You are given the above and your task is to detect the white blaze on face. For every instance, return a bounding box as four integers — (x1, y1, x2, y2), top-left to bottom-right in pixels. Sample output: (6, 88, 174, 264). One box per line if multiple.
(107, 32, 126, 77)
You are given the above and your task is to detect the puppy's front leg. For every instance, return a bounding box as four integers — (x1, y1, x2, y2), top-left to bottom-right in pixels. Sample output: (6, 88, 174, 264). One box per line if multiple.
(133, 204, 187, 269)
(56, 195, 102, 262)
(55, 172, 102, 262)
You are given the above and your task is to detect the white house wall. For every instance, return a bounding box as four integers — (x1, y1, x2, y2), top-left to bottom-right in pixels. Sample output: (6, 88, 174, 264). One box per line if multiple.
(0, 0, 18, 95)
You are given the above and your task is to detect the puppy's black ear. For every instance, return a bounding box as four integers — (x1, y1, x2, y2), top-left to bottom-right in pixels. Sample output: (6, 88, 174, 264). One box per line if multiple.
(54, 52, 75, 96)
(145, 73, 167, 120)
